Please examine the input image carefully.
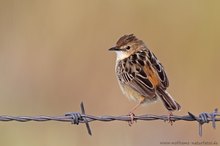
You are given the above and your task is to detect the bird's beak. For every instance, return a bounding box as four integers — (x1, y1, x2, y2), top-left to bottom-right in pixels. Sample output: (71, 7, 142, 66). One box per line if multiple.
(108, 47, 120, 51)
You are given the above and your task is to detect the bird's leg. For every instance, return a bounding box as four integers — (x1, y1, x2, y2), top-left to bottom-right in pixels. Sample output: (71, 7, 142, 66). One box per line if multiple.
(128, 101, 142, 126)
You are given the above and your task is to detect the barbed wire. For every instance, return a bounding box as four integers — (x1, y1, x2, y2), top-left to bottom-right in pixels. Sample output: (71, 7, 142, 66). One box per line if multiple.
(0, 102, 219, 136)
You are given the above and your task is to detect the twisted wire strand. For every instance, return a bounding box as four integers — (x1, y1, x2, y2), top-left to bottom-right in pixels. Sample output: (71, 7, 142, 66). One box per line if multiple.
(0, 102, 219, 136)
(1, 114, 219, 122)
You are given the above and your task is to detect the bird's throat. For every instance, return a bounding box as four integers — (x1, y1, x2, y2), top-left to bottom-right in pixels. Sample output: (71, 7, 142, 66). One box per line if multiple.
(115, 51, 130, 61)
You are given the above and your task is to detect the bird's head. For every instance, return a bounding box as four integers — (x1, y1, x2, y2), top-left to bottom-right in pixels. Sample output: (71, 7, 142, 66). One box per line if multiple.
(109, 34, 145, 60)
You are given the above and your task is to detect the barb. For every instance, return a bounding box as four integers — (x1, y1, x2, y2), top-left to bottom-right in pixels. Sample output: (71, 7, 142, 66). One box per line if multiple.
(64, 102, 92, 135)
(0, 102, 219, 136)
(188, 108, 219, 136)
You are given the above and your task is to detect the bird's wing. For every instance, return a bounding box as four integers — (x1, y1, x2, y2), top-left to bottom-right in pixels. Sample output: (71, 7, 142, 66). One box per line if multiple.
(147, 50, 169, 89)
(116, 51, 157, 98)
(146, 50, 181, 111)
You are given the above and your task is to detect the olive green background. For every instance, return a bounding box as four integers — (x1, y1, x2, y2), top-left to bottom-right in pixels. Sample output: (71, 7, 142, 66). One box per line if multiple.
(0, 0, 219, 146)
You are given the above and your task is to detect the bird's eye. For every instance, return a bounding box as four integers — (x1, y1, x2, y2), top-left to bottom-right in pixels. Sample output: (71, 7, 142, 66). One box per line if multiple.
(126, 46, 130, 50)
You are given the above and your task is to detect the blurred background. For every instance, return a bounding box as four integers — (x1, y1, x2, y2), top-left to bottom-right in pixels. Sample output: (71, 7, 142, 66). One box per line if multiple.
(0, 0, 220, 145)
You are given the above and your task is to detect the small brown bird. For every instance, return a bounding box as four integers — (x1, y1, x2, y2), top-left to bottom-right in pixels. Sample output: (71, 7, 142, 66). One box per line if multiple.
(109, 34, 181, 122)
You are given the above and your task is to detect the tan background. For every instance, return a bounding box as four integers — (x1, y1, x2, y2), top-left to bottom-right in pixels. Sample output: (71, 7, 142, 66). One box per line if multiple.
(0, 0, 220, 146)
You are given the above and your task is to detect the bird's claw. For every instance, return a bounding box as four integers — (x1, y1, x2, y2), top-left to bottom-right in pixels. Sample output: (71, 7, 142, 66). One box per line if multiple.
(128, 112, 136, 126)
(167, 112, 175, 125)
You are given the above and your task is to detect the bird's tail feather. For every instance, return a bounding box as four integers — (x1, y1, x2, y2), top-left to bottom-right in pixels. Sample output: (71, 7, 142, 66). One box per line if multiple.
(157, 87, 181, 111)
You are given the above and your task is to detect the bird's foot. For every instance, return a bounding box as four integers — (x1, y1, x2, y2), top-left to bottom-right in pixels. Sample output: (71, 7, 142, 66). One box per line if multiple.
(167, 112, 175, 125)
(128, 112, 136, 126)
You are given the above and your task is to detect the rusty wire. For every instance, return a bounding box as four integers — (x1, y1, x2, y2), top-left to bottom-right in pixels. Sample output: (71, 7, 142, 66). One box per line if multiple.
(0, 102, 219, 136)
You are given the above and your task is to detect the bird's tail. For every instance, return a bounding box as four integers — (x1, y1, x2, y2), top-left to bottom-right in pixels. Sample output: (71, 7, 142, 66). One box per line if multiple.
(156, 87, 181, 111)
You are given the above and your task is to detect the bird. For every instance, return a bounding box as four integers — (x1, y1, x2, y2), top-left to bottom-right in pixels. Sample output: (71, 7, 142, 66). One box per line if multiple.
(109, 34, 181, 124)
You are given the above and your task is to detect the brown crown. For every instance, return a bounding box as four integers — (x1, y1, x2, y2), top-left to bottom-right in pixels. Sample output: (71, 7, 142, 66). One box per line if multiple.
(116, 34, 138, 47)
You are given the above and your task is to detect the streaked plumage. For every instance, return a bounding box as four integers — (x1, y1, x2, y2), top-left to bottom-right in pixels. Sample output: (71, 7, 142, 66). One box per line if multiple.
(109, 34, 181, 111)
